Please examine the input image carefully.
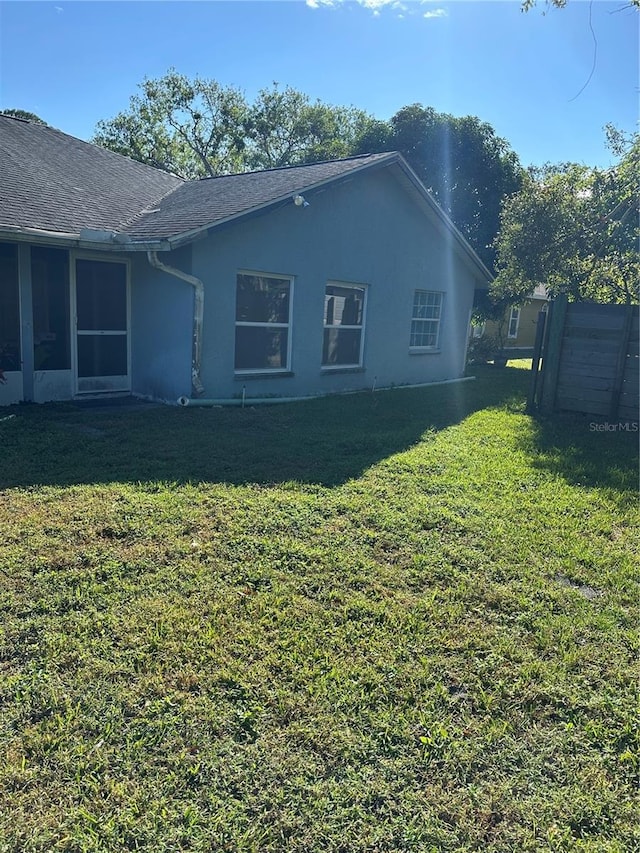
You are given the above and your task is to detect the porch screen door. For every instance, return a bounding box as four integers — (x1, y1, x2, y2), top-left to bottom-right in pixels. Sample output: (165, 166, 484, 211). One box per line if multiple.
(74, 258, 130, 394)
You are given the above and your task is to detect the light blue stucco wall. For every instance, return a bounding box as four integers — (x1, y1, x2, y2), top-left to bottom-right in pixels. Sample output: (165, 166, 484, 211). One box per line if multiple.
(129, 246, 193, 402)
(178, 166, 479, 402)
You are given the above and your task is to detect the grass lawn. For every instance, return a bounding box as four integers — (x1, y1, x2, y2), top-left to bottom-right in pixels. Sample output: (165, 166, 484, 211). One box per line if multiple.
(1, 367, 638, 852)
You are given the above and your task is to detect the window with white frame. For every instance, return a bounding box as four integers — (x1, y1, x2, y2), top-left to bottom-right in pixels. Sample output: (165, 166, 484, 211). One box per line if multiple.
(235, 272, 292, 372)
(410, 290, 443, 349)
(508, 306, 521, 339)
(322, 283, 366, 368)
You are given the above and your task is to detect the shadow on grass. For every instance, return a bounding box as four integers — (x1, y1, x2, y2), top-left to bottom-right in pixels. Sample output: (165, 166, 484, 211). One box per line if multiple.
(1, 367, 530, 490)
(520, 410, 639, 507)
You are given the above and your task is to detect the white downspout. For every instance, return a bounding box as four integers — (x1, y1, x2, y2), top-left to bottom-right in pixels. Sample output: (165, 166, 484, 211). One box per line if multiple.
(147, 251, 205, 396)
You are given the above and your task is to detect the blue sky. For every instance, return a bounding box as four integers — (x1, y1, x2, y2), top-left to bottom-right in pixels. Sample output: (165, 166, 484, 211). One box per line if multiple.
(0, 0, 637, 169)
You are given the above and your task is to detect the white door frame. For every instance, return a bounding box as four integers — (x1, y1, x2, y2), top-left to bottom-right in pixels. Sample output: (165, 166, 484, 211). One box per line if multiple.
(71, 252, 131, 395)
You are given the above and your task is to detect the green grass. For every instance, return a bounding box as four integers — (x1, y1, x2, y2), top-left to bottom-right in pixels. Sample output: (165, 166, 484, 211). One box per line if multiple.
(1, 367, 638, 852)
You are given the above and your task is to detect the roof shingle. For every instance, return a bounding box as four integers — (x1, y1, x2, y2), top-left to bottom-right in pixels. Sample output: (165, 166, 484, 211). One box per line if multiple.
(0, 115, 183, 236)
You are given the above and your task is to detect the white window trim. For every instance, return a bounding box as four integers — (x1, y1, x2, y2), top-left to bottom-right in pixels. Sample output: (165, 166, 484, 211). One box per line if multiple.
(234, 270, 294, 375)
(321, 280, 368, 370)
(508, 306, 521, 339)
(410, 290, 443, 352)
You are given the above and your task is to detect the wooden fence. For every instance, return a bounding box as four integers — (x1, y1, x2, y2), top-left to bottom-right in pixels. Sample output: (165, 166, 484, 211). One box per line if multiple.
(529, 295, 639, 421)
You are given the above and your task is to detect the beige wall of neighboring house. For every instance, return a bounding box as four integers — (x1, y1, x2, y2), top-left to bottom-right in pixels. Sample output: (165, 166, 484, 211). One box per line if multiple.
(471, 285, 548, 351)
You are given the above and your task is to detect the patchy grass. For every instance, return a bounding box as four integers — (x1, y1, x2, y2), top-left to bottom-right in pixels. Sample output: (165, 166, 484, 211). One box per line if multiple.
(1, 367, 638, 852)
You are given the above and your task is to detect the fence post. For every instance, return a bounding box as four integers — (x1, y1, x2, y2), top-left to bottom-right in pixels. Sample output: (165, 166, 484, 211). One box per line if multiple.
(539, 294, 568, 414)
(609, 304, 635, 420)
(526, 309, 547, 413)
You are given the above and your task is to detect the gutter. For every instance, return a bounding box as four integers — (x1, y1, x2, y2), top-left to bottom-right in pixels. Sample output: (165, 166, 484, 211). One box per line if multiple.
(146, 251, 205, 397)
(0, 224, 170, 252)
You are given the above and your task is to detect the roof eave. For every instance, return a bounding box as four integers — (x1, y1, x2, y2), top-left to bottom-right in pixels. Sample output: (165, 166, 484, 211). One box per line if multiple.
(0, 224, 171, 252)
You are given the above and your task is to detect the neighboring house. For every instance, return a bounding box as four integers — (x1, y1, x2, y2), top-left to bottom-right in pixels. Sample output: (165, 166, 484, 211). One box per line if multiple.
(0, 114, 492, 406)
(470, 284, 549, 353)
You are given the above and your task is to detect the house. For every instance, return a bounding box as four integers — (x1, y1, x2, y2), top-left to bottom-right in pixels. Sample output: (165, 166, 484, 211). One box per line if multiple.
(0, 114, 492, 406)
(469, 284, 549, 360)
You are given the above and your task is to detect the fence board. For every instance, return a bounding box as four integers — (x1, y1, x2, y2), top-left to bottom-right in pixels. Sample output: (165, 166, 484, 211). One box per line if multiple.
(622, 365, 639, 384)
(609, 305, 636, 418)
(537, 300, 639, 419)
(539, 295, 568, 413)
(619, 404, 640, 422)
(565, 311, 626, 331)
(564, 327, 622, 343)
(558, 363, 617, 381)
(566, 302, 626, 317)
(559, 397, 610, 416)
(621, 385, 640, 401)
(558, 376, 615, 393)
(556, 385, 613, 405)
(562, 336, 620, 354)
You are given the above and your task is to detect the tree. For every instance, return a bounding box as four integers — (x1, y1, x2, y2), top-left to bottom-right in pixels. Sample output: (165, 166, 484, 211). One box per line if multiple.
(93, 70, 248, 179)
(2, 108, 47, 124)
(492, 132, 639, 304)
(245, 84, 375, 170)
(353, 104, 524, 269)
(92, 73, 376, 179)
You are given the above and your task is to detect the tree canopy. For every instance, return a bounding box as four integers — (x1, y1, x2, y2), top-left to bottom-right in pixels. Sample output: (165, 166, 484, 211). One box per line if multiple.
(92, 71, 376, 179)
(92, 71, 248, 178)
(492, 130, 639, 305)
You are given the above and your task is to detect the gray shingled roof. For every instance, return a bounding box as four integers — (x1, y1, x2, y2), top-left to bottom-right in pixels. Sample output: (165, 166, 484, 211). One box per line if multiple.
(125, 152, 396, 239)
(0, 115, 183, 236)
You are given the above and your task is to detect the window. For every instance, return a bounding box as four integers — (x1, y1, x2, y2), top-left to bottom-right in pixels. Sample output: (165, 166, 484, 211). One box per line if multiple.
(32, 246, 70, 371)
(471, 321, 485, 339)
(410, 290, 443, 350)
(322, 283, 366, 368)
(508, 306, 521, 339)
(0, 242, 20, 372)
(235, 272, 292, 372)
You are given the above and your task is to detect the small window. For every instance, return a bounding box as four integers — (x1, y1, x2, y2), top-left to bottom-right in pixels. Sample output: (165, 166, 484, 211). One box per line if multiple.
(410, 290, 443, 350)
(471, 322, 485, 339)
(0, 242, 20, 372)
(235, 272, 292, 372)
(322, 283, 366, 368)
(508, 306, 521, 339)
